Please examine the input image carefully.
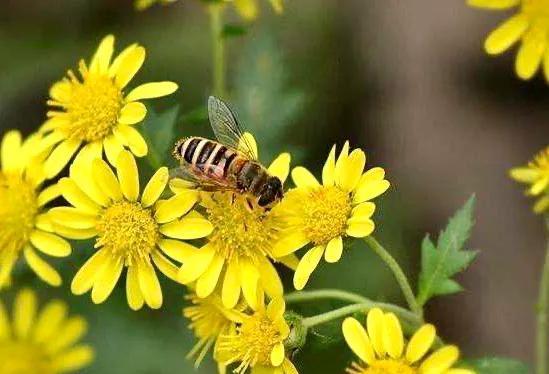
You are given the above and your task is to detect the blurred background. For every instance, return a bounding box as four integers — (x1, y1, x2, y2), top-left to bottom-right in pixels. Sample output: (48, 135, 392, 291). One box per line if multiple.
(1, 0, 548, 372)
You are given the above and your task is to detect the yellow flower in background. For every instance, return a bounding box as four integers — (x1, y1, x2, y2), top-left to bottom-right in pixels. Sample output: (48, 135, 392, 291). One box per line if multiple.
(510, 146, 549, 213)
(135, 0, 177, 11)
(183, 291, 245, 372)
(41, 34, 178, 178)
(0, 289, 94, 373)
(274, 142, 390, 290)
(48, 150, 211, 310)
(217, 297, 298, 374)
(0, 131, 71, 289)
(469, 0, 549, 81)
(342, 308, 474, 374)
(175, 133, 297, 310)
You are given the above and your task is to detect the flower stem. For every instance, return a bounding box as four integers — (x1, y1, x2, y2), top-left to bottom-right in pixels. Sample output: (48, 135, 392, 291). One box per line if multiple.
(208, 4, 226, 98)
(285, 289, 369, 305)
(364, 236, 423, 319)
(536, 217, 549, 374)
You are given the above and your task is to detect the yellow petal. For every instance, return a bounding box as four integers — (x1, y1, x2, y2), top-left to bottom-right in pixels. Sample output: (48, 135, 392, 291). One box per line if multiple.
(196, 254, 225, 298)
(346, 219, 375, 238)
(383, 313, 404, 359)
(1, 130, 22, 172)
(293, 245, 324, 290)
(114, 46, 146, 88)
(160, 218, 213, 240)
(71, 250, 108, 295)
(45, 138, 82, 179)
(118, 102, 147, 125)
(234, 0, 258, 20)
(534, 196, 549, 214)
(142, 167, 169, 207)
(155, 191, 199, 223)
(291, 166, 320, 188)
(272, 231, 309, 257)
(126, 264, 144, 310)
(342, 317, 375, 364)
(177, 244, 216, 284)
(257, 256, 283, 299)
(366, 308, 385, 356)
(419, 346, 460, 374)
(138, 260, 163, 309)
(51, 225, 97, 240)
(33, 299, 67, 343)
(52, 345, 94, 372)
(58, 177, 101, 214)
(49, 316, 87, 354)
(322, 145, 336, 186)
(24, 247, 62, 287)
(157, 239, 197, 263)
(70, 154, 110, 207)
(352, 202, 376, 220)
(484, 14, 529, 55)
(509, 167, 539, 183)
(240, 259, 260, 309)
(516, 26, 546, 80)
(37, 184, 62, 207)
(270, 342, 285, 366)
(103, 134, 125, 166)
(92, 158, 123, 201)
(91, 257, 123, 304)
(90, 34, 114, 74)
(222, 260, 241, 308)
(151, 251, 179, 282)
(30, 230, 71, 257)
(406, 323, 436, 363)
(125, 81, 178, 102)
(324, 236, 343, 263)
(336, 149, 366, 192)
(116, 150, 139, 201)
(13, 289, 36, 339)
(266, 298, 286, 320)
(268, 152, 291, 183)
(467, 0, 519, 9)
(48, 207, 98, 230)
(353, 167, 390, 203)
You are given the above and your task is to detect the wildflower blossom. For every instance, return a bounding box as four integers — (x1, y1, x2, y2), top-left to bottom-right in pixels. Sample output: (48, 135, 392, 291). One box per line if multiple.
(469, 0, 549, 81)
(0, 289, 94, 373)
(48, 150, 210, 309)
(342, 308, 474, 374)
(183, 291, 245, 372)
(41, 34, 178, 178)
(175, 133, 297, 309)
(217, 297, 298, 374)
(275, 142, 390, 290)
(510, 146, 549, 213)
(0, 131, 71, 289)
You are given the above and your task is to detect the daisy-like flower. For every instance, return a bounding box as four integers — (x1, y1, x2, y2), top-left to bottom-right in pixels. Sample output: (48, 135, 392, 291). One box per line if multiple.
(342, 308, 474, 374)
(509, 145, 549, 213)
(175, 134, 297, 310)
(0, 288, 94, 373)
(41, 34, 178, 178)
(469, 0, 549, 81)
(0, 131, 72, 289)
(217, 297, 298, 374)
(183, 291, 245, 372)
(274, 142, 390, 290)
(47, 150, 211, 310)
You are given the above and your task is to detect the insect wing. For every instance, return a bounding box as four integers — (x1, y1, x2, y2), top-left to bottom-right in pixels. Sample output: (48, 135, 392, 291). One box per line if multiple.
(169, 164, 234, 193)
(207, 96, 257, 161)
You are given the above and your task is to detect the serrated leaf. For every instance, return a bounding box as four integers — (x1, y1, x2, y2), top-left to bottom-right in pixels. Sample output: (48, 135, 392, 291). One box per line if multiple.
(417, 195, 478, 305)
(222, 24, 248, 38)
(461, 357, 530, 374)
(140, 105, 180, 169)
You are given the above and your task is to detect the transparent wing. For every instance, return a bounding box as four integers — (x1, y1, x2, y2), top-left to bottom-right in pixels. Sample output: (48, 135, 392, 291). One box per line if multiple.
(169, 164, 235, 193)
(208, 96, 257, 160)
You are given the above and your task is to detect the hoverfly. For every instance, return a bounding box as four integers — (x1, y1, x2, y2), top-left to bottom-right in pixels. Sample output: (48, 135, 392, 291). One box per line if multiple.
(171, 96, 284, 207)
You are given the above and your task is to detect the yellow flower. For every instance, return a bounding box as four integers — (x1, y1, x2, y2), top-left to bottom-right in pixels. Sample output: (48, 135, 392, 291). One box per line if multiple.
(342, 308, 474, 374)
(469, 0, 549, 81)
(0, 288, 94, 373)
(175, 133, 297, 310)
(217, 297, 298, 374)
(274, 142, 390, 290)
(510, 146, 549, 213)
(41, 34, 178, 179)
(0, 131, 72, 289)
(183, 291, 245, 372)
(48, 150, 211, 310)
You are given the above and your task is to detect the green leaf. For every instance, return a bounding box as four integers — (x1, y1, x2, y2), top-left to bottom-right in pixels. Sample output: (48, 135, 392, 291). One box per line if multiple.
(140, 105, 180, 170)
(461, 357, 530, 374)
(417, 195, 479, 305)
(222, 24, 248, 38)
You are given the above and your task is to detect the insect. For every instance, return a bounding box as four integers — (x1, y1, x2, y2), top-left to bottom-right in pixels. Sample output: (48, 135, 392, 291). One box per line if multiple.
(171, 96, 284, 208)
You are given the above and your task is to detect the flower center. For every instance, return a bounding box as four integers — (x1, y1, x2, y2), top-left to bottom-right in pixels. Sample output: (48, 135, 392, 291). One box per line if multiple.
(348, 360, 417, 374)
(65, 74, 123, 142)
(523, 0, 549, 18)
(205, 193, 279, 261)
(292, 186, 352, 245)
(96, 201, 159, 265)
(0, 342, 54, 374)
(0, 173, 38, 255)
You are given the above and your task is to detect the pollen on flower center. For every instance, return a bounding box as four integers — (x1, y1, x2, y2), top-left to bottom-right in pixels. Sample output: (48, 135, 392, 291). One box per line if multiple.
(349, 360, 417, 374)
(296, 186, 352, 245)
(235, 313, 282, 367)
(0, 342, 53, 374)
(65, 74, 123, 142)
(523, 0, 549, 17)
(0, 173, 38, 252)
(96, 201, 159, 264)
(205, 194, 278, 261)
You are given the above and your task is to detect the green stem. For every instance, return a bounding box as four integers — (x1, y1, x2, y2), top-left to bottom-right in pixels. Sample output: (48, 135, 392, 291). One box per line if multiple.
(536, 217, 549, 374)
(285, 289, 369, 305)
(364, 236, 423, 319)
(208, 4, 226, 98)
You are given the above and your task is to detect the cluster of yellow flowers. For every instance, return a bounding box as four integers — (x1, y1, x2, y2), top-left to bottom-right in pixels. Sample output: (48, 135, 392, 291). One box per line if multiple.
(0, 33, 475, 373)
